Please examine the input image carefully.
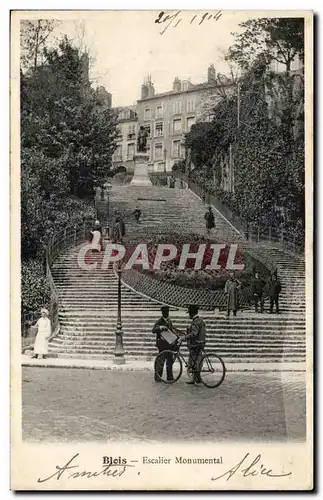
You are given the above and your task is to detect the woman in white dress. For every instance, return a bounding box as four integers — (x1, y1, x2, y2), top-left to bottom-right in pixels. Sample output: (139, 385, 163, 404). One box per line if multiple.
(90, 220, 102, 252)
(33, 308, 51, 359)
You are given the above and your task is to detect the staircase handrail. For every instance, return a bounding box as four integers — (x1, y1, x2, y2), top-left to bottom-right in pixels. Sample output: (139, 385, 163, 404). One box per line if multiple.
(22, 218, 97, 349)
(45, 218, 97, 332)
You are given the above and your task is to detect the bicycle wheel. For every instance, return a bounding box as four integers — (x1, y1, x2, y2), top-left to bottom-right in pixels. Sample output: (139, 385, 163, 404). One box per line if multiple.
(154, 350, 182, 384)
(200, 353, 226, 388)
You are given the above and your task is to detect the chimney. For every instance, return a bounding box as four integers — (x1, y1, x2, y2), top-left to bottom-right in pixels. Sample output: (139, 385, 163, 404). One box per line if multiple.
(147, 74, 155, 97)
(173, 77, 181, 92)
(208, 64, 216, 83)
(148, 83, 155, 97)
(141, 78, 149, 99)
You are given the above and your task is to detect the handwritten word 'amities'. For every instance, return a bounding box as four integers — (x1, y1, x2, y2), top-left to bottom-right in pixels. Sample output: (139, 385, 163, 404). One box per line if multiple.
(211, 453, 292, 482)
(37, 454, 135, 483)
(155, 10, 222, 35)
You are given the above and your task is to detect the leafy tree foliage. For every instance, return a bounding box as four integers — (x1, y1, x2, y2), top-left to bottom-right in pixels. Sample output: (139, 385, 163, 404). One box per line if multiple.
(21, 261, 51, 316)
(227, 17, 304, 72)
(185, 50, 304, 244)
(20, 19, 61, 71)
(21, 35, 118, 316)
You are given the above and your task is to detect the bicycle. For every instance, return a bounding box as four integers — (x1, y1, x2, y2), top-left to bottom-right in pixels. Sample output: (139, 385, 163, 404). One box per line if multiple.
(154, 336, 226, 388)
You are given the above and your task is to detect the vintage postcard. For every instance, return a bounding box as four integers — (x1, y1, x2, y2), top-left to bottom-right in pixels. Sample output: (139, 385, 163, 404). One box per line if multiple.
(11, 9, 313, 490)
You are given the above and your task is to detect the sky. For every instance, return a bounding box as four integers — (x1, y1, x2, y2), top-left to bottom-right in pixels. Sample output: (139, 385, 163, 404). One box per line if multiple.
(38, 10, 255, 107)
(21, 10, 282, 107)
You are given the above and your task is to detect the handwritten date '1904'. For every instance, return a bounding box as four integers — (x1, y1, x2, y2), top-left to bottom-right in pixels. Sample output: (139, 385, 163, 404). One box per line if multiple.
(155, 10, 222, 35)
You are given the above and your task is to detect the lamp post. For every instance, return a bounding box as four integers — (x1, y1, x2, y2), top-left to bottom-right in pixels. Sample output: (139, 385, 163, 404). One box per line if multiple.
(105, 182, 112, 239)
(114, 263, 125, 364)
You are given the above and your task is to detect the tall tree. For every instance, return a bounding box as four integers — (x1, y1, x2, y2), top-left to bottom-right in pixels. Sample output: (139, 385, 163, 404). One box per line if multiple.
(227, 17, 304, 73)
(20, 19, 61, 71)
(21, 36, 118, 258)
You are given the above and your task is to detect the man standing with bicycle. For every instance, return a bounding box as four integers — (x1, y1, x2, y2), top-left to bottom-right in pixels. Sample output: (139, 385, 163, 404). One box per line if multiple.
(184, 305, 206, 386)
(152, 306, 176, 382)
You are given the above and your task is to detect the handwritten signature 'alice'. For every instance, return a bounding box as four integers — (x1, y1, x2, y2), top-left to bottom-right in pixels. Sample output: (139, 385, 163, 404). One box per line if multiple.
(211, 453, 292, 482)
(155, 10, 222, 35)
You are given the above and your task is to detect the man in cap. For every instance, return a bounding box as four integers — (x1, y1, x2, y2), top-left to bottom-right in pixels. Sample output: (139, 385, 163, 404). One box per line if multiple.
(152, 306, 176, 382)
(184, 305, 206, 386)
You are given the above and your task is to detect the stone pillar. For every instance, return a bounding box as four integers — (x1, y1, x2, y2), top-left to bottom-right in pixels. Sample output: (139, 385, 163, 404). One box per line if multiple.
(130, 154, 152, 186)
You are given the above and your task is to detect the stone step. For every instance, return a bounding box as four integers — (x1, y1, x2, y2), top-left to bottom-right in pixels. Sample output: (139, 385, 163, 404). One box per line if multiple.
(51, 339, 306, 348)
(49, 341, 306, 353)
(49, 347, 306, 356)
(58, 322, 306, 329)
(58, 315, 306, 324)
(53, 334, 306, 343)
(46, 352, 306, 363)
(48, 348, 306, 359)
(58, 306, 305, 313)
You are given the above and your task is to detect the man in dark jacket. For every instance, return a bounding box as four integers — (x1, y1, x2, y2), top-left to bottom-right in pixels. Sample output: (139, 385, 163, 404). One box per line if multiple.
(251, 271, 266, 313)
(112, 211, 126, 243)
(169, 175, 176, 188)
(152, 306, 177, 382)
(268, 275, 282, 314)
(204, 206, 215, 235)
(184, 305, 206, 386)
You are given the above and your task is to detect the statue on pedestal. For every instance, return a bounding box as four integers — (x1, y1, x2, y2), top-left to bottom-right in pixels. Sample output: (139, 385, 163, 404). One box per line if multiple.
(137, 126, 149, 153)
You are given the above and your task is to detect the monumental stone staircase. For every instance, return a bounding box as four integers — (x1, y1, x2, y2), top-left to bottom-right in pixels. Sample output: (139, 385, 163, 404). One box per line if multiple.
(98, 185, 243, 242)
(48, 185, 306, 363)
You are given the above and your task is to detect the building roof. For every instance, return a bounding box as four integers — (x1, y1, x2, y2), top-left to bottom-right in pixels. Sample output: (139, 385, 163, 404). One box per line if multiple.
(112, 105, 138, 123)
(137, 81, 234, 103)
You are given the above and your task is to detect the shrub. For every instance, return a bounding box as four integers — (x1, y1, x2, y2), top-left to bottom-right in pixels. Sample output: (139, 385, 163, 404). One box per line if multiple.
(21, 260, 51, 316)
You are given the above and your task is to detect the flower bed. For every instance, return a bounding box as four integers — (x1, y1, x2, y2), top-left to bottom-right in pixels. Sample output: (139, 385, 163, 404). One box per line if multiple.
(119, 233, 271, 292)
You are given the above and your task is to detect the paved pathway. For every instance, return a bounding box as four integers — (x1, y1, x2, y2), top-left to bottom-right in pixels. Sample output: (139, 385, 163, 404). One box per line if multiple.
(22, 367, 306, 443)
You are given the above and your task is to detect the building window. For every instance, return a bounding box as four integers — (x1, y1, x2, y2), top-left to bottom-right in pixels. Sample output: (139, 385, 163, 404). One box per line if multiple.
(186, 116, 195, 132)
(127, 124, 136, 140)
(187, 100, 195, 113)
(172, 140, 181, 158)
(127, 143, 135, 160)
(114, 144, 122, 161)
(144, 123, 151, 137)
(173, 101, 182, 115)
(173, 118, 182, 135)
(146, 142, 151, 161)
(155, 121, 164, 137)
(156, 105, 163, 118)
(182, 81, 189, 91)
(119, 109, 130, 120)
(144, 108, 151, 120)
(155, 142, 163, 160)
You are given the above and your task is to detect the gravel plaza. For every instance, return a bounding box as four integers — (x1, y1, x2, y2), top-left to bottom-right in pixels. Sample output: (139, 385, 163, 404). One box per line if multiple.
(22, 366, 306, 443)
